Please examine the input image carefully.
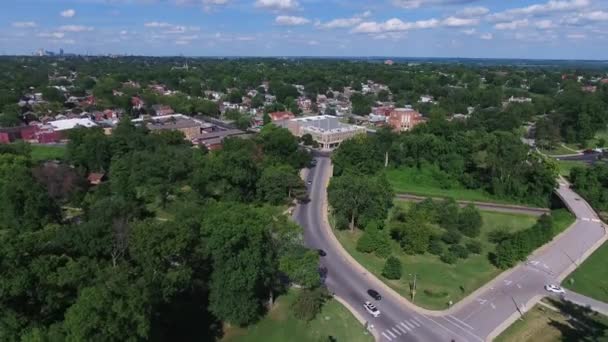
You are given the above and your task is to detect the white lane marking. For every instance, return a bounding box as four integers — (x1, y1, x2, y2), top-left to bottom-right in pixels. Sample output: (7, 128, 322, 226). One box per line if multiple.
(448, 315, 474, 330)
(476, 298, 487, 305)
(409, 319, 421, 328)
(396, 324, 408, 334)
(404, 320, 416, 329)
(582, 217, 590, 222)
(413, 316, 424, 324)
(517, 283, 522, 289)
(504, 279, 513, 286)
(382, 332, 392, 341)
(420, 315, 475, 342)
(391, 328, 401, 336)
(400, 322, 412, 331)
(592, 219, 601, 223)
(386, 330, 396, 338)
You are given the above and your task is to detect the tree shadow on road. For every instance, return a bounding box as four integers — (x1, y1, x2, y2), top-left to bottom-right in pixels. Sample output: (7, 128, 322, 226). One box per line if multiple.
(546, 298, 608, 341)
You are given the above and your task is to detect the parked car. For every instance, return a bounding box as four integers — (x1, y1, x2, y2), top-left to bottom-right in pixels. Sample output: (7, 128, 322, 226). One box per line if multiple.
(367, 289, 382, 301)
(364, 301, 380, 317)
(317, 249, 327, 257)
(545, 284, 566, 294)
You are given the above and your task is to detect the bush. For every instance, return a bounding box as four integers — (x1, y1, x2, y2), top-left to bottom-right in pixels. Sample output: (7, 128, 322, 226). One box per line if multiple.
(356, 222, 391, 258)
(488, 228, 511, 244)
(440, 251, 458, 264)
(382, 256, 402, 280)
(292, 288, 330, 321)
(441, 229, 462, 245)
(449, 244, 469, 259)
(428, 238, 444, 255)
(457, 204, 482, 238)
(423, 288, 449, 298)
(466, 240, 483, 254)
(356, 232, 375, 253)
(438, 198, 459, 230)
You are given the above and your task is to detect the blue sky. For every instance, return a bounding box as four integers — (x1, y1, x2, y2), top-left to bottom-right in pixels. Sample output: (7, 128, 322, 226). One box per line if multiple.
(1, 0, 607, 59)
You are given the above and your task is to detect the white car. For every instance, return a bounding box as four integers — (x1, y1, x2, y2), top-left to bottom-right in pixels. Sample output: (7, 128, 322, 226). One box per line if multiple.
(364, 301, 381, 317)
(545, 284, 566, 294)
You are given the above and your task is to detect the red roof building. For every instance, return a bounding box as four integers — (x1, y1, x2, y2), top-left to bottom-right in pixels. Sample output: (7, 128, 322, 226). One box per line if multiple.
(87, 172, 106, 185)
(388, 108, 426, 132)
(269, 111, 295, 122)
(0, 132, 9, 144)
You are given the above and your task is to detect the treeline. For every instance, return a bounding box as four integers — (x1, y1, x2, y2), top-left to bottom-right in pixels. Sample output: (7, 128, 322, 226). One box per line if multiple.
(490, 214, 554, 269)
(570, 163, 608, 214)
(0, 122, 322, 341)
(332, 122, 557, 207)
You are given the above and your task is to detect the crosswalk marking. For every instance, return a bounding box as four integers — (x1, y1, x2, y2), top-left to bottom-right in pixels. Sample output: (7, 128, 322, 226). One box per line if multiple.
(413, 316, 424, 324)
(382, 332, 392, 341)
(410, 319, 421, 328)
(387, 330, 396, 338)
(396, 325, 408, 334)
(583, 218, 590, 222)
(391, 328, 401, 336)
(400, 322, 412, 331)
(404, 320, 416, 329)
(592, 219, 601, 223)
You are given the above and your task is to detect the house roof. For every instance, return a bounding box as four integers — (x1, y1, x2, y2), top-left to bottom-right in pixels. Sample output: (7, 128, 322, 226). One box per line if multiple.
(48, 118, 97, 131)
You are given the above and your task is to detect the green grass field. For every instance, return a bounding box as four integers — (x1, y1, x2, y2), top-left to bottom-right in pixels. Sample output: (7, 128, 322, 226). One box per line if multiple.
(335, 203, 541, 310)
(30, 144, 66, 162)
(563, 241, 608, 303)
(386, 167, 526, 205)
(540, 145, 579, 156)
(555, 159, 589, 177)
(496, 299, 608, 342)
(551, 208, 576, 235)
(223, 290, 373, 342)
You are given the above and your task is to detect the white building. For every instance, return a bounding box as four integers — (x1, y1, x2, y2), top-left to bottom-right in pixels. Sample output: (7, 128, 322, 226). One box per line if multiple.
(281, 115, 366, 150)
(48, 118, 97, 131)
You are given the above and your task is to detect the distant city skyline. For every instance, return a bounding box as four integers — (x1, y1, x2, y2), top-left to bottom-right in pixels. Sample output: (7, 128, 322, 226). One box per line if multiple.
(1, 0, 608, 59)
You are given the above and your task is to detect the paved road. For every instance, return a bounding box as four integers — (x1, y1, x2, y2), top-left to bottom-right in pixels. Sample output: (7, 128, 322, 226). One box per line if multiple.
(294, 156, 607, 342)
(554, 152, 602, 163)
(395, 194, 549, 216)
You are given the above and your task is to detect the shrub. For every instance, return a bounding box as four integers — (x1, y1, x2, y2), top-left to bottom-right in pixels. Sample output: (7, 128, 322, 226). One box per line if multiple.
(356, 232, 375, 253)
(356, 222, 391, 258)
(382, 256, 402, 280)
(438, 198, 459, 230)
(292, 288, 330, 321)
(440, 251, 458, 264)
(466, 240, 483, 254)
(449, 244, 469, 259)
(423, 288, 449, 298)
(488, 228, 511, 244)
(457, 204, 482, 238)
(428, 238, 444, 255)
(441, 229, 462, 245)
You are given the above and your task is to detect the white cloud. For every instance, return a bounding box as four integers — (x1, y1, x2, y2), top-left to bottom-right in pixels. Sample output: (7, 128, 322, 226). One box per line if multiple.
(488, 0, 590, 22)
(38, 32, 66, 39)
(458, 6, 489, 17)
(12, 21, 37, 28)
(567, 33, 586, 39)
(316, 12, 372, 29)
(494, 19, 529, 30)
(442, 16, 479, 27)
(480, 32, 493, 40)
(462, 28, 476, 35)
(353, 18, 440, 33)
(145, 22, 173, 28)
(58, 25, 94, 32)
(581, 11, 608, 22)
(255, 0, 299, 11)
(535, 19, 555, 29)
(60, 9, 76, 18)
(392, 0, 481, 9)
(275, 15, 310, 26)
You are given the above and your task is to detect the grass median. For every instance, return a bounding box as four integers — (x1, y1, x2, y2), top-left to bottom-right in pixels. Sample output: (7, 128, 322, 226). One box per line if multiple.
(223, 289, 373, 342)
(333, 204, 574, 310)
(30, 144, 66, 162)
(563, 240, 608, 303)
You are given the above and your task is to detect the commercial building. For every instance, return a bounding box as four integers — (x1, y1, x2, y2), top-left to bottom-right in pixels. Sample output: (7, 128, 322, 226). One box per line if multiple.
(282, 115, 366, 150)
(388, 108, 425, 132)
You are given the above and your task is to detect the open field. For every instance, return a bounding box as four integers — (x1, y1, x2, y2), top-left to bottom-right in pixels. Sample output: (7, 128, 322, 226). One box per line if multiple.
(496, 299, 608, 342)
(386, 167, 526, 205)
(540, 144, 579, 156)
(555, 159, 589, 177)
(222, 290, 373, 342)
(563, 240, 608, 303)
(30, 144, 66, 162)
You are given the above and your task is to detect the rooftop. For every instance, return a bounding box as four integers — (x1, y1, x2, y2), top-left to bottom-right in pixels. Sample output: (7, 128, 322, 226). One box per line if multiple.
(293, 115, 365, 134)
(49, 118, 97, 131)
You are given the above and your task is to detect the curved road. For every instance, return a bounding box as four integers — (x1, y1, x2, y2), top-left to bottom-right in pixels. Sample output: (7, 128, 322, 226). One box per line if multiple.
(294, 156, 607, 342)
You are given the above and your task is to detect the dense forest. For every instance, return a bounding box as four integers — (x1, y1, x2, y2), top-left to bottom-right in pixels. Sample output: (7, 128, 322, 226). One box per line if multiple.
(0, 120, 324, 341)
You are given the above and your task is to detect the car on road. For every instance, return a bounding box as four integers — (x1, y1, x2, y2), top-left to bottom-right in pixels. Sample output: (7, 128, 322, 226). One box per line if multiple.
(307, 180, 312, 185)
(364, 301, 380, 317)
(317, 249, 326, 257)
(545, 284, 566, 294)
(367, 289, 382, 301)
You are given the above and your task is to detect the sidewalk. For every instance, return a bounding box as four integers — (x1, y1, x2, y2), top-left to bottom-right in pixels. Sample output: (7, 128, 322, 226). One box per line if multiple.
(563, 291, 608, 317)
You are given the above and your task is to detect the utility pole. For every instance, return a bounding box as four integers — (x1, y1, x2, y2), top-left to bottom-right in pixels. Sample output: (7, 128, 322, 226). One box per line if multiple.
(411, 273, 417, 302)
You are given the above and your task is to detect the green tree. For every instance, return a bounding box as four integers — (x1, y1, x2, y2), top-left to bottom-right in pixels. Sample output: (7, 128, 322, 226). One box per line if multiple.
(257, 164, 304, 205)
(457, 204, 482, 238)
(292, 288, 330, 322)
(279, 247, 320, 288)
(382, 256, 402, 280)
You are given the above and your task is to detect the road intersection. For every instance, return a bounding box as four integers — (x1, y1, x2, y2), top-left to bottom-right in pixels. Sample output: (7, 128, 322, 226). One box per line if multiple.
(294, 156, 607, 341)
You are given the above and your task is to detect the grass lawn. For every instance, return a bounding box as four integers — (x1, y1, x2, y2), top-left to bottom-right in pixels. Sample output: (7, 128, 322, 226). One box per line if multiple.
(386, 167, 529, 206)
(540, 145, 579, 156)
(222, 290, 373, 342)
(30, 144, 66, 162)
(555, 159, 589, 177)
(334, 203, 540, 310)
(496, 299, 608, 342)
(551, 208, 576, 235)
(563, 240, 608, 303)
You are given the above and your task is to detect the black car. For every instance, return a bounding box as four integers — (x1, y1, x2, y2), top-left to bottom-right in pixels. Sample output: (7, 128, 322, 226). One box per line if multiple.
(367, 289, 381, 301)
(318, 249, 327, 257)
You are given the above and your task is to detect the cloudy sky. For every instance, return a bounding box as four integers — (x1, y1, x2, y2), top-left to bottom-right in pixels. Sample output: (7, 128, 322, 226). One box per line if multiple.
(1, 0, 607, 59)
